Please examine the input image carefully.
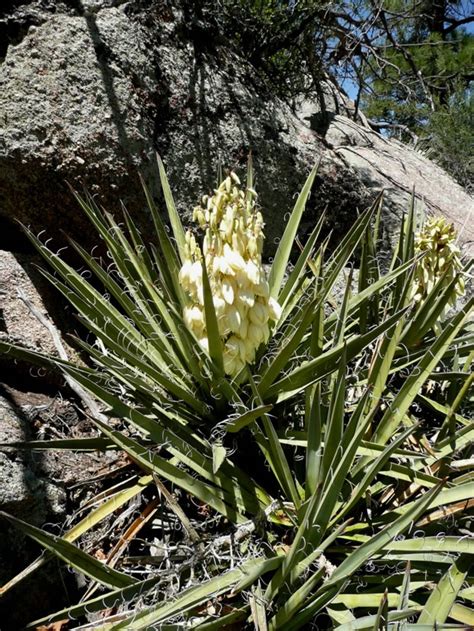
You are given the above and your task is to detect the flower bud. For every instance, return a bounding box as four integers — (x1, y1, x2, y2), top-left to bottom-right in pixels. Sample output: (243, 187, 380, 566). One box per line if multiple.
(230, 171, 241, 185)
(249, 301, 268, 326)
(268, 296, 282, 321)
(222, 278, 235, 304)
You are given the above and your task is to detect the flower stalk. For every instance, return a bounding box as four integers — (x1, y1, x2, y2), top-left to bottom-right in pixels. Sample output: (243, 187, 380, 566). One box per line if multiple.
(412, 216, 465, 308)
(179, 172, 281, 376)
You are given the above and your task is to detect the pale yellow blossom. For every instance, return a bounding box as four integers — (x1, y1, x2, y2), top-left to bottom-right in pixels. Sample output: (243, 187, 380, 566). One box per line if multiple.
(180, 172, 281, 376)
(412, 217, 465, 311)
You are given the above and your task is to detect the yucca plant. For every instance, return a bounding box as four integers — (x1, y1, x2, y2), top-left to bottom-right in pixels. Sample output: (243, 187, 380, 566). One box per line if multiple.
(0, 156, 473, 630)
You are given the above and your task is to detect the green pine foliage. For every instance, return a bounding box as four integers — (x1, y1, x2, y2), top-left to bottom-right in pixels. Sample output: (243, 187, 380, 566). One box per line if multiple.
(198, 0, 474, 188)
(426, 91, 474, 190)
(361, 1, 473, 186)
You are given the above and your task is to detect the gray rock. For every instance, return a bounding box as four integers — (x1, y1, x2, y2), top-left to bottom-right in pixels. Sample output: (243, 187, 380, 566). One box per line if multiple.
(0, 387, 120, 629)
(0, 392, 66, 520)
(0, 249, 80, 386)
(0, 4, 159, 249)
(0, 2, 370, 256)
(2, 1, 471, 263)
(324, 115, 474, 256)
(150, 10, 369, 254)
(0, 389, 67, 626)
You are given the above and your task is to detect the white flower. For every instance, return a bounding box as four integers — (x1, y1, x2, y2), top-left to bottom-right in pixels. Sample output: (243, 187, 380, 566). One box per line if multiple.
(226, 305, 242, 333)
(411, 216, 464, 317)
(223, 353, 245, 377)
(222, 278, 235, 304)
(238, 316, 249, 339)
(246, 260, 261, 285)
(223, 243, 246, 272)
(254, 278, 270, 298)
(237, 288, 255, 308)
(179, 172, 281, 376)
(212, 295, 227, 318)
(248, 322, 265, 347)
(184, 305, 205, 333)
(268, 297, 282, 321)
(249, 301, 268, 326)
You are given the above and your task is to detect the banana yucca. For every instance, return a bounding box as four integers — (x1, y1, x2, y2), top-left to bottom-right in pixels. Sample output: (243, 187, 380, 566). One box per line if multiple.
(0, 158, 472, 630)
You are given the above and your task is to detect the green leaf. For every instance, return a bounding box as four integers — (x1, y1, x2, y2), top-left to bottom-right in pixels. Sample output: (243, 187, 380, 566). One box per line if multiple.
(53, 362, 270, 514)
(449, 603, 474, 626)
(366, 308, 406, 407)
(402, 273, 464, 346)
(269, 164, 318, 298)
(224, 404, 273, 433)
(398, 562, 411, 611)
(332, 593, 409, 610)
(268, 566, 325, 630)
(385, 537, 474, 555)
(331, 423, 418, 525)
(327, 606, 356, 626)
(265, 391, 375, 602)
(249, 371, 301, 507)
(320, 344, 347, 483)
(108, 556, 272, 630)
(249, 582, 269, 631)
(91, 417, 247, 524)
(212, 443, 227, 474)
(139, 172, 184, 306)
(418, 554, 472, 625)
(192, 608, 248, 630)
(305, 381, 322, 498)
(0, 437, 114, 451)
(27, 575, 160, 628)
(358, 198, 382, 333)
(258, 291, 324, 392)
(233, 556, 283, 594)
(371, 298, 473, 448)
(201, 256, 224, 374)
(278, 212, 326, 307)
(27, 227, 191, 382)
(0, 476, 152, 596)
(0, 512, 136, 589)
(334, 609, 419, 631)
(380, 482, 474, 522)
(265, 307, 407, 401)
(326, 483, 443, 587)
(372, 590, 388, 631)
(287, 485, 442, 631)
(157, 153, 187, 264)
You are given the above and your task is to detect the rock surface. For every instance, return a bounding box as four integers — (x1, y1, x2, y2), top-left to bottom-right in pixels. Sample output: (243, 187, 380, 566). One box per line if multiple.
(0, 390, 66, 520)
(1, 0, 472, 259)
(325, 116, 474, 255)
(0, 386, 120, 629)
(0, 2, 160, 250)
(0, 249, 80, 387)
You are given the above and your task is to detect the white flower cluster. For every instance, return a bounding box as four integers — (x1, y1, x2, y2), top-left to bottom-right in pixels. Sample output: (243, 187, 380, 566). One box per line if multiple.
(179, 172, 281, 377)
(412, 217, 465, 306)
